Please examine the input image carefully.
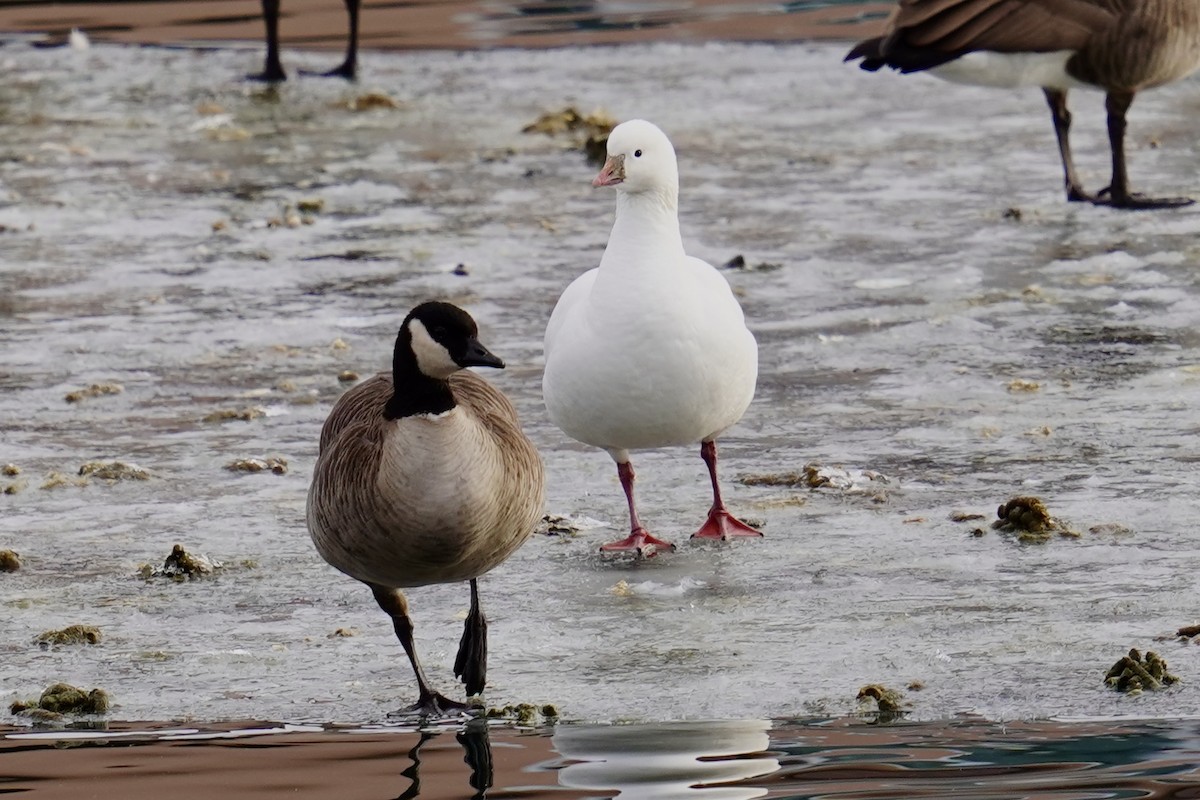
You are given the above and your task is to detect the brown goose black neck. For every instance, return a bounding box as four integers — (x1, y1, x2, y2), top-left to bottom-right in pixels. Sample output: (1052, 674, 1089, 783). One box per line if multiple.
(383, 327, 456, 420)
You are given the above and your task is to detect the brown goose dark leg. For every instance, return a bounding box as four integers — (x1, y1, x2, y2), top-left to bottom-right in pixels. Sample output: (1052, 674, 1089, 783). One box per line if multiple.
(300, 0, 361, 79)
(1043, 89, 1093, 202)
(1095, 90, 1193, 210)
(248, 0, 287, 82)
(453, 578, 488, 697)
(370, 584, 467, 717)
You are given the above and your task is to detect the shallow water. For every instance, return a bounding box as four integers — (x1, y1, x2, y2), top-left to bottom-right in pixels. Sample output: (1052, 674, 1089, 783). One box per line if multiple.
(7, 717, 1200, 798)
(2, 39, 1200, 732)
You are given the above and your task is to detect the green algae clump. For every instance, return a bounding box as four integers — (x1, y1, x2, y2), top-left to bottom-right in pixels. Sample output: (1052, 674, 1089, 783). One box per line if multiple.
(139, 544, 223, 580)
(11, 683, 110, 717)
(1104, 649, 1179, 695)
(992, 496, 1080, 542)
(486, 702, 559, 727)
(0, 549, 19, 572)
(36, 624, 102, 647)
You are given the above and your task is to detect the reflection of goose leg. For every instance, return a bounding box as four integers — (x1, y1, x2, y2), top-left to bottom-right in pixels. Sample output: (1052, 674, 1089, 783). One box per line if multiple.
(371, 584, 467, 717)
(457, 717, 494, 798)
(248, 0, 287, 82)
(395, 731, 437, 800)
(453, 579, 488, 697)
(299, 0, 362, 79)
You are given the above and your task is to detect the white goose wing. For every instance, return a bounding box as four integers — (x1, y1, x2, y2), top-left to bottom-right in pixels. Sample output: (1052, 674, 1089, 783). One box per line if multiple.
(544, 267, 598, 361)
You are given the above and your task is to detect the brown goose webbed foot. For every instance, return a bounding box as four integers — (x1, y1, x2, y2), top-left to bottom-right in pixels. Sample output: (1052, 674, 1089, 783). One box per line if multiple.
(453, 579, 488, 697)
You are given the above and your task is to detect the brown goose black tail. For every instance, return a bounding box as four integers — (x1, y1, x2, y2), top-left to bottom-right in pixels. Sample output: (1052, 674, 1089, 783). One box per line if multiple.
(845, 36, 963, 73)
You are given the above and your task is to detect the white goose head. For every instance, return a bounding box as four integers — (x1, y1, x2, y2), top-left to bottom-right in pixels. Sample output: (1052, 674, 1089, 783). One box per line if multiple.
(593, 119, 679, 200)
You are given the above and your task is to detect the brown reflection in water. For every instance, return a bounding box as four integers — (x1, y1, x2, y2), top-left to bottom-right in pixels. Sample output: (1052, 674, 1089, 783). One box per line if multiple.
(0, 720, 592, 800)
(7, 718, 1200, 799)
(0, 0, 890, 51)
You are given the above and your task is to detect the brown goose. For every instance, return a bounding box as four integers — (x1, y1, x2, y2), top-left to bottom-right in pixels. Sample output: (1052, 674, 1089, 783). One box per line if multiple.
(252, 0, 361, 82)
(307, 301, 545, 716)
(846, 0, 1200, 209)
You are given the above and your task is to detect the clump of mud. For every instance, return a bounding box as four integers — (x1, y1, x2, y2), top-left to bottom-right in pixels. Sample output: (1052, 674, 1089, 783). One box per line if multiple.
(203, 407, 266, 423)
(11, 683, 111, 719)
(40, 471, 89, 490)
(36, 624, 102, 647)
(226, 457, 288, 475)
(856, 684, 909, 722)
(485, 702, 559, 726)
(1177, 623, 1200, 641)
(0, 549, 20, 572)
(522, 107, 617, 166)
(337, 370, 360, 382)
(340, 90, 401, 111)
(739, 463, 890, 502)
(720, 254, 783, 273)
(78, 461, 150, 481)
(1104, 648, 1179, 694)
(537, 513, 608, 537)
(992, 496, 1080, 541)
(2, 463, 20, 476)
(138, 544, 223, 580)
(64, 382, 123, 403)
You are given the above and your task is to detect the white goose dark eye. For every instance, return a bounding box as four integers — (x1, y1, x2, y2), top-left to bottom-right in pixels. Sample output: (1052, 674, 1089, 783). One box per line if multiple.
(634, 149, 643, 158)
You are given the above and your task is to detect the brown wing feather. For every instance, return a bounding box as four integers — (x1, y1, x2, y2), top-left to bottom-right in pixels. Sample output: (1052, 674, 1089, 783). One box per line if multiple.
(850, 0, 1119, 69)
(897, 0, 1114, 53)
(317, 374, 392, 456)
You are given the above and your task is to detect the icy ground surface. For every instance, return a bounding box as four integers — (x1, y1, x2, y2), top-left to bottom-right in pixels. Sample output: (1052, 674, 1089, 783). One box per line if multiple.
(2, 40, 1200, 725)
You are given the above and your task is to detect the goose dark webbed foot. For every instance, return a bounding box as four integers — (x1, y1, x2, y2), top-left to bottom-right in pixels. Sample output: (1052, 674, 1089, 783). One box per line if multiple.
(245, 67, 287, 83)
(454, 579, 489, 697)
(1065, 184, 1096, 203)
(1092, 186, 1194, 210)
(298, 61, 357, 80)
(390, 691, 470, 720)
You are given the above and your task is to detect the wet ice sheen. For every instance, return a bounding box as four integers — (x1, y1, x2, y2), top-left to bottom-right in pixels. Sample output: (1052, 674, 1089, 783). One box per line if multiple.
(1, 41, 1199, 726)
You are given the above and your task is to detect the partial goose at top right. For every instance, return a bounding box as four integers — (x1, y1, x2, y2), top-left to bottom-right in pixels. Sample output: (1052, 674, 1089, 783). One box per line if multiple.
(846, 0, 1200, 210)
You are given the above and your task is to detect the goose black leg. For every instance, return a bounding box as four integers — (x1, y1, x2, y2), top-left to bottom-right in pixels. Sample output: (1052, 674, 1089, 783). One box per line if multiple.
(248, 0, 287, 82)
(1043, 88, 1093, 203)
(453, 579, 488, 697)
(1095, 90, 1193, 210)
(299, 0, 361, 79)
(370, 584, 467, 717)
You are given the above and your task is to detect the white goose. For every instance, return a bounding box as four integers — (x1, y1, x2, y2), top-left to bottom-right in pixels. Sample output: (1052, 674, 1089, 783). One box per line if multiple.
(543, 119, 760, 557)
(308, 301, 545, 716)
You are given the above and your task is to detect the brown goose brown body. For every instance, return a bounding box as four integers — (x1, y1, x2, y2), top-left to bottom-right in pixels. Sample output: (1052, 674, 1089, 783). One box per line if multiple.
(847, 0, 1200, 208)
(306, 358, 543, 716)
(308, 370, 544, 589)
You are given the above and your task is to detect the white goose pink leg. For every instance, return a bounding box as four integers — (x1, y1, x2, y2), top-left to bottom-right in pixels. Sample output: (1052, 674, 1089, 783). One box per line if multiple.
(599, 460, 677, 556)
(692, 440, 762, 540)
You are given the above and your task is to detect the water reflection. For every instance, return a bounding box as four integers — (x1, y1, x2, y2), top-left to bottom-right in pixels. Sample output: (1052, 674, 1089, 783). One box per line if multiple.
(6, 718, 1200, 798)
(395, 719, 493, 800)
(553, 720, 780, 799)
